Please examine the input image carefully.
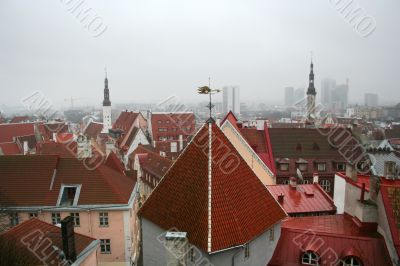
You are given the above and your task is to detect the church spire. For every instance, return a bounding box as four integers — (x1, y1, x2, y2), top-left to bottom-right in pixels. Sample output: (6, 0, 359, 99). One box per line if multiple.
(307, 58, 316, 96)
(103, 70, 111, 107)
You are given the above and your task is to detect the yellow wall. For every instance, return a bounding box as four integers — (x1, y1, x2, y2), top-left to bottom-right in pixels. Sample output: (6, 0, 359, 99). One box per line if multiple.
(221, 122, 275, 185)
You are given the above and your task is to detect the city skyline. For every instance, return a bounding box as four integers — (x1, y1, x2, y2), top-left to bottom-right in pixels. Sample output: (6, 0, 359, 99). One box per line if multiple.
(1, 1, 399, 107)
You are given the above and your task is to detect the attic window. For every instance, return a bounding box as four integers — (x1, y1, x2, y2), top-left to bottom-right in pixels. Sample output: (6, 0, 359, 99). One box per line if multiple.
(58, 185, 81, 207)
(301, 251, 319, 265)
(280, 163, 289, 171)
(341, 256, 362, 266)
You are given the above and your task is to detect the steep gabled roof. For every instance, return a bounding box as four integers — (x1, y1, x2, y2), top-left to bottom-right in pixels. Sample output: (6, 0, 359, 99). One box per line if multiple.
(139, 122, 286, 253)
(84, 121, 103, 139)
(0, 123, 35, 143)
(0, 155, 135, 206)
(113, 111, 140, 131)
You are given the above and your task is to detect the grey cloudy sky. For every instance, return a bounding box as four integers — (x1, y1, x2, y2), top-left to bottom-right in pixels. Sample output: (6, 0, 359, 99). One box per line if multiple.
(0, 0, 399, 108)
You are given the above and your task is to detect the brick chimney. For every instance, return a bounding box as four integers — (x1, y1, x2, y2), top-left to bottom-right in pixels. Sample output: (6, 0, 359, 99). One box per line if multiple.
(61, 216, 77, 262)
(346, 163, 358, 182)
(277, 193, 284, 203)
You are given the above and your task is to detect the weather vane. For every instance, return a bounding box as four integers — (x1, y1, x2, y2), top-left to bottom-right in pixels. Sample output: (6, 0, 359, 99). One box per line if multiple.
(197, 77, 221, 121)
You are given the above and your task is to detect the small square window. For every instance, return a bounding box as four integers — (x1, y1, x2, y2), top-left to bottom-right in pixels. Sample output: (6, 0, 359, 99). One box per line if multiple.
(99, 212, 109, 227)
(29, 213, 38, 219)
(298, 163, 308, 171)
(70, 213, 80, 227)
(10, 213, 19, 226)
(100, 239, 111, 254)
(51, 213, 61, 225)
(280, 163, 289, 171)
(337, 163, 346, 171)
(317, 163, 326, 172)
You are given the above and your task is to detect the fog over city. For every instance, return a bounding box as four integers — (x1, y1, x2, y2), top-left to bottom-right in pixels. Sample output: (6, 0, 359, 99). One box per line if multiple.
(1, 0, 399, 109)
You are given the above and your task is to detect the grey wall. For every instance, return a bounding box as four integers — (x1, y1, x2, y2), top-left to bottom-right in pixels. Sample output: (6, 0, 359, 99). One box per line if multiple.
(141, 218, 281, 266)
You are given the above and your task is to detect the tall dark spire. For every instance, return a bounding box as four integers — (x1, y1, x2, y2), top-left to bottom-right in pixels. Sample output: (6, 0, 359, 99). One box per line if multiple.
(103, 71, 111, 107)
(307, 59, 316, 96)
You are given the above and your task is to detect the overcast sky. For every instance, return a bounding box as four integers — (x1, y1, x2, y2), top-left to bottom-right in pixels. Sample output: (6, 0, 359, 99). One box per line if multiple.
(0, 0, 399, 109)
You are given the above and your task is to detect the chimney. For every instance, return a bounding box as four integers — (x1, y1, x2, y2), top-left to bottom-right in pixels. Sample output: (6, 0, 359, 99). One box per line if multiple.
(178, 135, 183, 151)
(289, 176, 297, 189)
(61, 216, 77, 262)
(165, 232, 188, 266)
(346, 163, 358, 182)
(313, 172, 319, 184)
(277, 194, 284, 203)
(23, 141, 29, 155)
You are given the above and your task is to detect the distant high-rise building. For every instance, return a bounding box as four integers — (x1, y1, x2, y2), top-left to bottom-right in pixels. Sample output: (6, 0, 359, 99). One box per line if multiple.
(365, 93, 378, 107)
(102, 73, 112, 133)
(223, 86, 240, 117)
(284, 87, 294, 106)
(331, 80, 349, 112)
(321, 78, 336, 106)
(294, 88, 305, 104)
(306, 60, 317, 120)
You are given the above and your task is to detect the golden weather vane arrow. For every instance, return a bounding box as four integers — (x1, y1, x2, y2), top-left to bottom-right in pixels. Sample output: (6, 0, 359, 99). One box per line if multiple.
(197, 77, 221, 122)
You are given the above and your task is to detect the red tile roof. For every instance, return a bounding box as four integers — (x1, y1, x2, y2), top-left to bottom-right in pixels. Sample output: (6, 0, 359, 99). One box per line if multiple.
(0, 155, 136, 206)
(84, 121, 103, 139)
(139, 123, 286, 253)
(37, 141, 76, 157)
(380, 180, 400, 257)
(151, 112, 195, 142)
(268, 214, 392, 266)
(0, 142, 21, 155)
(267, 184, 336, 215)
(10, 115, 31, 123)
(268, 128, 348, 159)
(15, 134, 38, 150)
(113, 111, 140, 131)
(38, 122, 69, 141)
(0, 218, 96, 265)
(0, 123, 35, 143)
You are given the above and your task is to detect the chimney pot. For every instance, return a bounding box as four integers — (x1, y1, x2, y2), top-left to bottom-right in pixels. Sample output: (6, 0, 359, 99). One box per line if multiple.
(278, 194, 284, 203)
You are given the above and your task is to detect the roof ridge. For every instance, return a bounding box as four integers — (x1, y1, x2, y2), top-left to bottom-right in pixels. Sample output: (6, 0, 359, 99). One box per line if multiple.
(207, 122, 212, 253)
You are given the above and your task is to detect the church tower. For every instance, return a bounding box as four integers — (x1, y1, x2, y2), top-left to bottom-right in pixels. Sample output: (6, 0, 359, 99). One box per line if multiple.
(102, 72, 112, 133)
(306, 59, 316, 121)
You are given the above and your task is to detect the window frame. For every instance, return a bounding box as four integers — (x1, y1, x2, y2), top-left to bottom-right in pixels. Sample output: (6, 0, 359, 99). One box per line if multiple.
(319, 179, 331, 192)
(100, 239, 111, 254)
(51, 213, 61, 225)
(99, 212, 109, 227)
(70, 212, 80, 227)
(301, 251, 319, 265)
(317, 163, 326, 172)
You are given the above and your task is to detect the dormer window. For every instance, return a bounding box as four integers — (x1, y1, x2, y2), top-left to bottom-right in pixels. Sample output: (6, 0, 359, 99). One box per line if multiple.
(342, 256, 362, 266)
(384, 161, 396, 178)
(301, 251, 319, 265)
(280, 163, 289, 171)
(57, 185, 81, 207)
(317, 163, 326, 172)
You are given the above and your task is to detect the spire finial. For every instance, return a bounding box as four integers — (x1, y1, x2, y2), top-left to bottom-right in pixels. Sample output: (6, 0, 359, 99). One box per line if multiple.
(104, 66, 107, 79)
(197, 77, 221, 123)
